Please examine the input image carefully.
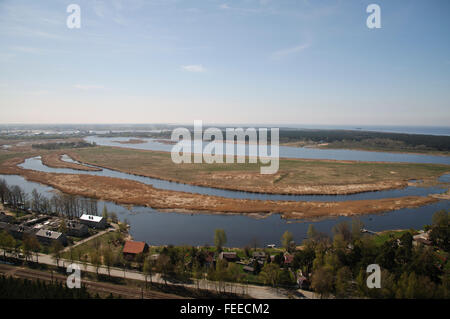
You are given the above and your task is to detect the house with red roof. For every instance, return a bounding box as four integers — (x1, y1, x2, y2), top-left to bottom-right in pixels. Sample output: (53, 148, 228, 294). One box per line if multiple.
(123, 240, 149, 260)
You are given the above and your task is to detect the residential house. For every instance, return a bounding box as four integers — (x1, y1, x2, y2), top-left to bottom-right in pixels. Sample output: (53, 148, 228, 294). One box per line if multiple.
(219, 251, 239, 262)
(79, 214, 106, 229)
(35, 229, 68, 246)
(8, 224, 36, 240)
(123, 240, 149, 260)
(413, 231, 432, 246)
(65, 221, 89, 237)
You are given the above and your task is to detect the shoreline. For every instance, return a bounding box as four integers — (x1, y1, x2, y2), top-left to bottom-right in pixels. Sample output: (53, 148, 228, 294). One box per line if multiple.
(286, 143, 450, 157)
(0, 155, 441, 221)
(65, 147, 449, 196)
(89, 135, 450, 157)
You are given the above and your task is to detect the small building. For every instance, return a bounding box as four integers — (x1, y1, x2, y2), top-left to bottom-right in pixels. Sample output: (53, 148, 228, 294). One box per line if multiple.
(65, 221, 89, 237)
(123, 241, 149, 260)
(413, 231, 432, 246)
(35, 229, 67, 246)
(219, 251, 239, 262)
(8, 224, 36, 240)
(79, 214, 106, 229)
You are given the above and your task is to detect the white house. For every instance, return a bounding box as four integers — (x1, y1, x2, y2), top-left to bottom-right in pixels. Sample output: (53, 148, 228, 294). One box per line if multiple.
(79, 214, 106, 229)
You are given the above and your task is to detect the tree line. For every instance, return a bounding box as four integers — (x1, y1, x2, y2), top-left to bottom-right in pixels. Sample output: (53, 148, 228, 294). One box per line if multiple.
(277, 129, 450, 151)
(0, 276, 92, 299)
(31, 141, 96, 150)
(293, 211, 449, 298)
(0, 179, 98, 218)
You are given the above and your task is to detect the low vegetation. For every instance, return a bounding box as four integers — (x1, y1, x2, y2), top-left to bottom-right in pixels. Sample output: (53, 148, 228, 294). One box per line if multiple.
(32, 141, 96, 150)
(0, 276, 92, 299)
(67, 146, 450, 195)
(277, 129, 450, 154)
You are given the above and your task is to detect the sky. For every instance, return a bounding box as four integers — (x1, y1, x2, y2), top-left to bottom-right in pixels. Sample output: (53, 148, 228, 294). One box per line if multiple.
(0, 0, 449, 125)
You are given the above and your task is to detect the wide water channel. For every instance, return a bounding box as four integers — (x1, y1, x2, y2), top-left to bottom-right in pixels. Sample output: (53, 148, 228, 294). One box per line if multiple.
(0, 154, 446, 246)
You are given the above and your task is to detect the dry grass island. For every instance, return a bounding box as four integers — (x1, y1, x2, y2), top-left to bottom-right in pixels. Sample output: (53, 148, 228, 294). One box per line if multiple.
(65, 146, 449, 195)
(0, 141, 448, 220)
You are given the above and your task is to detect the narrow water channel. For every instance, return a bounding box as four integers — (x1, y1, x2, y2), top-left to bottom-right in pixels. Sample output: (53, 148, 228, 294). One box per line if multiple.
(0, 173, 449, 247)
(17, 155, 449, 202)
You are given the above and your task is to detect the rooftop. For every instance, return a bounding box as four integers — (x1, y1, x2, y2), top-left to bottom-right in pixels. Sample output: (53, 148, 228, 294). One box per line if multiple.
(80, 214, 103, 223)
(123, 241, 148, 255)
(36, 228, 63, 240)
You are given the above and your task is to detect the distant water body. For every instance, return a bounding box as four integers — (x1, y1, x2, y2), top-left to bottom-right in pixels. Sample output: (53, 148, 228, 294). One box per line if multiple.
(84, 125, 450, 136)
(282, 125, 450, 136)
(85, 136, 450, 165)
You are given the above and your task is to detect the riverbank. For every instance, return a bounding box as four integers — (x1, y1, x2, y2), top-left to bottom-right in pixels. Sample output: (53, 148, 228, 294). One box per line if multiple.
(113, 139, 146, 144)
(63, 146, 450, 196)
(0, 155, 440, 220)
(41, 153, 101, 172)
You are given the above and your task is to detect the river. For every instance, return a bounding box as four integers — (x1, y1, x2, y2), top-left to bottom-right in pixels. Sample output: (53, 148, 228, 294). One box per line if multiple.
(1, 152, 448, 246)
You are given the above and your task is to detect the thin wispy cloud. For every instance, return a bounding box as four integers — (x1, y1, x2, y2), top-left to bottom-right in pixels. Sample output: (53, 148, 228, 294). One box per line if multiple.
(271, 42, 311, 60)
(73, 84, 105, 90)
(181, 65, 206, 73)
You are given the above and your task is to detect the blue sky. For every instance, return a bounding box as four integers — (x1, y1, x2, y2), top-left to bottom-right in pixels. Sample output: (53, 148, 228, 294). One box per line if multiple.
(0, 0, 449, 125)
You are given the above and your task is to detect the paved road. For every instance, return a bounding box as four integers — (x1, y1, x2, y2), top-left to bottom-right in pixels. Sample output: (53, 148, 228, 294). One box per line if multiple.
(1, 249, 306, 299)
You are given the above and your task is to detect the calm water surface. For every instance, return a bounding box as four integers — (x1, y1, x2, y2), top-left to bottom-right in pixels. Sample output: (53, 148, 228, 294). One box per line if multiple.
(1, 172, 449, 246)
(85, 136, 450, 165)
(17, 156, 448, 202)
(4, 134, 450, 246)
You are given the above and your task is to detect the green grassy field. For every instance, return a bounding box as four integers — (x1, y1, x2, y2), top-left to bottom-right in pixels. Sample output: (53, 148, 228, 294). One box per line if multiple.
(372, 230, 418, 246)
